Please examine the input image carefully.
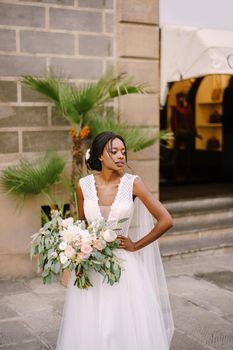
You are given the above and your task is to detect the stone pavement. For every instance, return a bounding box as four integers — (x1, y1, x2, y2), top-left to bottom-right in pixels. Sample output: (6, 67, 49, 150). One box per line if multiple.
(0, 251, 233, 350)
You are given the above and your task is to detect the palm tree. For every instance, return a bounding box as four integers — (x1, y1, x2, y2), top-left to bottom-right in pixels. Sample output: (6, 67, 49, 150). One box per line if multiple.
(22, 71, 164, 187)
(0, 153, 65, 211)
(1, 71, 172, 219)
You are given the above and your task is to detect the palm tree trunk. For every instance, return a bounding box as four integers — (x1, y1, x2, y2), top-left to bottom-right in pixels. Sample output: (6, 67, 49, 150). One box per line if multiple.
(71, 135, 84, 186)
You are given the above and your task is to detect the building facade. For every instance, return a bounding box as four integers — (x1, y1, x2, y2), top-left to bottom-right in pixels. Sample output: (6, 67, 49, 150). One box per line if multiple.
(0, 0, 160, 276)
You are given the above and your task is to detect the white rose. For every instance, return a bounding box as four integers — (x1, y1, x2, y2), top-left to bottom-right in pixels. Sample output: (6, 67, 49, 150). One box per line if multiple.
(59, 252, 68, 264)
(101, 229, 117, 243)
(79, 229, 92, 244)
(85, 148, 90, 160)
(62, 217, 74, 228)
(50, 252, 58, 259)
(59, 241, 67, 250)
(75, 220, 86, 230)
(61, 225, 80, 243)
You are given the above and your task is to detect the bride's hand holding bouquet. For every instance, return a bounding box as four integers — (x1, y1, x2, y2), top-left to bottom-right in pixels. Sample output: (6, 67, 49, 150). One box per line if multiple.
(31, 210, 127, 289)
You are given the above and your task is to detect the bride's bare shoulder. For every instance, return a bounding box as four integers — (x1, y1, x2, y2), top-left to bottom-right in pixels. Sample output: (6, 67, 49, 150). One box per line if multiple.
(132, 175, 148, 196)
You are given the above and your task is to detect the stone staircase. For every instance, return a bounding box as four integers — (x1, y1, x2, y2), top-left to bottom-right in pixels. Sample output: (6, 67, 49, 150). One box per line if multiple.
(159, 196, 233, 258)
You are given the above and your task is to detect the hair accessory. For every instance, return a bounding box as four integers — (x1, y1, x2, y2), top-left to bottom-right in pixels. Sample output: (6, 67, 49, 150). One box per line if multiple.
(85, 148, 90, 161)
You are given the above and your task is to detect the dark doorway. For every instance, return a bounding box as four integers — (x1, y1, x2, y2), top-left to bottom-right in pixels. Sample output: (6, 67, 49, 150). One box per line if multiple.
(160, 75, 233, 200)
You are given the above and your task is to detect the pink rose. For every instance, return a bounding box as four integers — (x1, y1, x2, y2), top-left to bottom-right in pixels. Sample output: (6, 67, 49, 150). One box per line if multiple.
(81, 244, 93, 258)
(74, 239, 82, 247)
(64, 245, 76, 259)
(93, 239, 106, 251)
(76, 252, 85, 263)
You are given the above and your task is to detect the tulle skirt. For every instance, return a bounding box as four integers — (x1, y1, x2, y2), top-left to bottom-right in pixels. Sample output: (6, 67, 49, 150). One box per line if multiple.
(56, 249, 170, 350)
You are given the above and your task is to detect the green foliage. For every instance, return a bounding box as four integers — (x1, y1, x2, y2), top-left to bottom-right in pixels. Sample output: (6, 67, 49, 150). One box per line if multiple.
(31, 213, 123, 289)
(0, 153, 65, 204)
(21, 71, 173, 158)
(21, 70, 146, 127)
(87, 111, 162, 152)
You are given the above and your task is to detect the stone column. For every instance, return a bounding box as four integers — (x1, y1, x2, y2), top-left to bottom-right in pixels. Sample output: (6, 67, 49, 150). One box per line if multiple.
(116, 0, 160, 196)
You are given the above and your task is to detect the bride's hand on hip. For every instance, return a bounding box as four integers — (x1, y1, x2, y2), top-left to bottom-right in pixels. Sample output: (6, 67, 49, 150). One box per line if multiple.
(61, 270, 70, 288)
(117, 235, 136, 252)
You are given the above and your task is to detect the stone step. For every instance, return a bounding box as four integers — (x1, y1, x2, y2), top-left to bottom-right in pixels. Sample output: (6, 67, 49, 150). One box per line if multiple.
(159, 226, 233, 258)
(168, 209, 233, 234)
(160, 196, 233, 258)
(164, 196, 233, 217)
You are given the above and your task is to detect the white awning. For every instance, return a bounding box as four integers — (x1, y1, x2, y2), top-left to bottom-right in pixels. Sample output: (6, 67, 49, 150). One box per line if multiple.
(160, 25, 233, 105)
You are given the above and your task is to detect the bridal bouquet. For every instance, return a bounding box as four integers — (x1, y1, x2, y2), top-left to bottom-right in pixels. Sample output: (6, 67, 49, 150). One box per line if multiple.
(31, 211, 125, 289)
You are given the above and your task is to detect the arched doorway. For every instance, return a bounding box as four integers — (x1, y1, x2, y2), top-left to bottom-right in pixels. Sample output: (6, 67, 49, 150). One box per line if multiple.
(160, 74, 233, 200)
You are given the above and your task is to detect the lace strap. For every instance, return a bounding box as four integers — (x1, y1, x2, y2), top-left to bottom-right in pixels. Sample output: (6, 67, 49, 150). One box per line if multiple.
(79, 175, 94, 200)
(118, 174, 139, 202)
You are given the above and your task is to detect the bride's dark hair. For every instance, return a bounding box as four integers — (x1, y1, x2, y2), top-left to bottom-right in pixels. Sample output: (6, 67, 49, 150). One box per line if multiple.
(86, 131, 127, 171)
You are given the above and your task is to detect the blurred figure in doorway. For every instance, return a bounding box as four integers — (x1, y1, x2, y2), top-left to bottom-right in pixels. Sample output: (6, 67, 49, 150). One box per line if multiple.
(222, 76, 233, 178)
(171, 92, 201, 180)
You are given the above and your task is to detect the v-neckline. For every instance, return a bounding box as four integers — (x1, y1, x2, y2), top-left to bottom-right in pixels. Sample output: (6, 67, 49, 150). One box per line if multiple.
(91, 173, 126, 222)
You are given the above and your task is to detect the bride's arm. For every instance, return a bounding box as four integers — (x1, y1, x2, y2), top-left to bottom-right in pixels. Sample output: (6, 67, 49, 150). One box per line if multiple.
(76, 180, 86, 221)
(118, 177, 173, 251)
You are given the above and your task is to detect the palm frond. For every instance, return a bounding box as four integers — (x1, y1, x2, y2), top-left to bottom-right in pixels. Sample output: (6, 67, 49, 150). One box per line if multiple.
(69, 83, 103, 117)
(22, 76, 80, 125)
(94, 70, 146, 102)
(87, 112, 164, 152)
(22, 71, 146, 128)
(108, 76, 146, 98)
(22, 75, 61, 104)
(0, 153, 66, 197)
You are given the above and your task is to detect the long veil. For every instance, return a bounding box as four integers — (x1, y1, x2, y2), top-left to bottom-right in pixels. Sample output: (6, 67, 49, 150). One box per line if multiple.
(128, 197, 174, 346)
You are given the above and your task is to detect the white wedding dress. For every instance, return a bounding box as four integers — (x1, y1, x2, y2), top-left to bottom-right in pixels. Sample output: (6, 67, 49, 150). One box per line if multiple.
(56, 173, 174, 350)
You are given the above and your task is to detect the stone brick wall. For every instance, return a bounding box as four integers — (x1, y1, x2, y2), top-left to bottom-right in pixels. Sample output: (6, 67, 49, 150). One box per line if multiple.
(0, 0, 160, 194)
(0, 0, 160, 277)
(117, 0, 160, 195)
(0, 0, 114, 168)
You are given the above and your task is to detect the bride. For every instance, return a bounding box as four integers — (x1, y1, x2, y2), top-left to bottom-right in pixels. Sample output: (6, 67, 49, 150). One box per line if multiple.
(56, 131, 174, 350)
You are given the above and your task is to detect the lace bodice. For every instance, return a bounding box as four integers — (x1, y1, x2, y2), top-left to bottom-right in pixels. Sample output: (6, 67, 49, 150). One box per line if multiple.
(79, 173, 138, 235)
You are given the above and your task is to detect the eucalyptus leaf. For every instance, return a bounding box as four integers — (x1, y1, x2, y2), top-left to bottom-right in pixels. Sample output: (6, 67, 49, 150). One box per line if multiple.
(53, 261, 61, 274)
(117, 218, 128, 224)
(42, 269, 50, 278)
(43, 273, 52, 284)
(105, 260, 111, 269)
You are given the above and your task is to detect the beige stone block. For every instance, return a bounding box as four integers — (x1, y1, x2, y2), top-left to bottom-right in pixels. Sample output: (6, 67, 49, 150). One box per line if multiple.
(118, 59, 159, 92)
(0, 191, 66, 277)
(105, 12, 114, 33)
(21, 85, 49, 103)
(0, 29, 16, 52)
(50, 8, 102, 32)
(23, 130, 70, 152)
(0, 81, 17, 102)
(0, 106, 48, 127)
(128, 159, 159, 193)
(118, 24, 159, 59)
(118, 0, 159, 25)
(79, 0, 113, 9)
(79, 35, 113, 57)
(0, 193, 41, 255)
(21, 30, 75, 55)
(0, 254, 36, 278)
(50, 57, 103, 79)
(0, 55, 46, 77)
(119, 93, 159, 126)
(0, 132, 18, 153)
(0, 3, 45, 28)
(52, 107, 69, 126)
(20, 0, 74, 4)
(0, 194, 41, 277)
